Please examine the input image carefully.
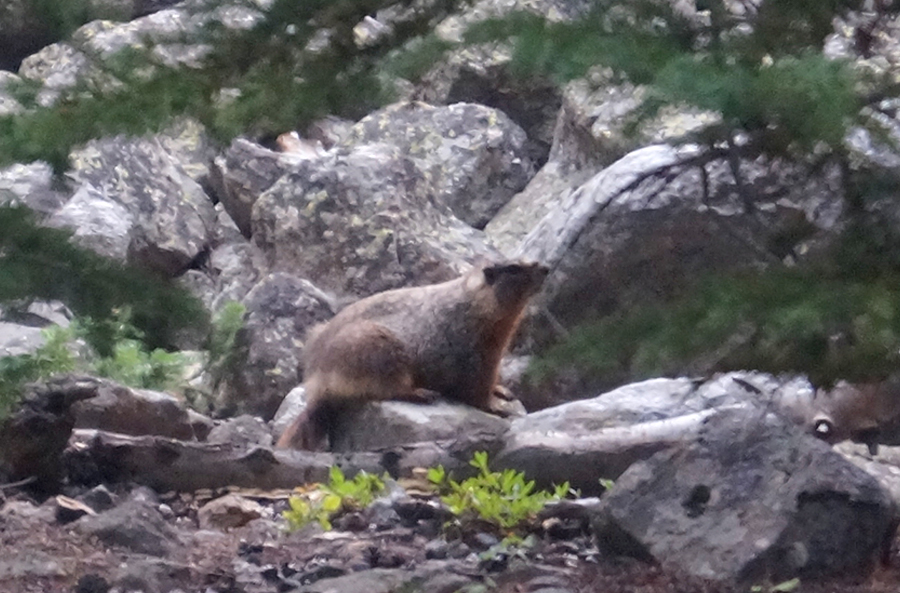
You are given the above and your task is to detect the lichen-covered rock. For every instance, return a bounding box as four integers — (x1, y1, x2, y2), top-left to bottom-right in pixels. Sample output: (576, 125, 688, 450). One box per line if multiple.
(592, 407, 898, 583)
(343, 101, 534, 229)
(46, 183, 133, 261)
(17, 42, 90, 106)
(515, 144, 843, 338)
(416, 43, 560, 167)
(68, 135, 217, 276)
(0, 161, 68, 215)
(251, 142, 500, 298)
(153, 117, 217, 185)
(216, 273, 334, 419)
(209, 137, 311, 237)
(14, 2, 264, 106)
(0, 71, 24, 116)
(487, 78, 720, 255)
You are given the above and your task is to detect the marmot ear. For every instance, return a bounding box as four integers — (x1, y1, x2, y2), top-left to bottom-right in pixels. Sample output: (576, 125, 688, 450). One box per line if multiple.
(483, 265, 500, 285)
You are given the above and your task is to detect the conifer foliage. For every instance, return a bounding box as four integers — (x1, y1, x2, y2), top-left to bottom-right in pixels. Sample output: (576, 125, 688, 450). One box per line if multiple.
(496, 0, 900, 390)
(5, 0, 900, 395)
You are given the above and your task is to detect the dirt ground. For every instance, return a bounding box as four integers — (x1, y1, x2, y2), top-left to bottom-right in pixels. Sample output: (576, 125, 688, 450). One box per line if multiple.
(4, 487, 900, 593)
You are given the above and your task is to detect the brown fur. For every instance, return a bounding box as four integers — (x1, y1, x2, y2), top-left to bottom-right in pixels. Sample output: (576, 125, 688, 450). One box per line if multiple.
(276, 261, 549, 450)
(811, 377, 900, 451)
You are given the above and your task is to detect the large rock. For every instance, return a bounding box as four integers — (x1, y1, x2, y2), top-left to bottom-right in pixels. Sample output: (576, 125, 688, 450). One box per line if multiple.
(342, 101, 535, 228)
(216, 272, 334, 419)
(0, 0, 175, 72)
(0, 375, 100, 490)
(327, 400, 509, 453)
(182, 236, 267, 312)
(15, 2, 264, 105)
(0, 321, 44, 357)
(514, 144, 842, 336)
(592, 407, 898, 583)
(272, 388, 511, 460)
(0, 161, 68, 215)
(485, 77, 717, 254)
(68, 134, 217, 276)
(72, 379, 199, 440)
(208, 137, 307, 237)
(45, 183, 133, 261)
(251, 142, 500, 298)
(498, 373, 820, 493)
(75, 497, 175, 557)
(0, 71, 24, 116)
(17, 42, 90, 106)
(838, 442, 900, 508)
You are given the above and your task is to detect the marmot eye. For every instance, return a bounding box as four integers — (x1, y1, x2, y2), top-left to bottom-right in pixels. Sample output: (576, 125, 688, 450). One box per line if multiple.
(813, 418, 833, 439)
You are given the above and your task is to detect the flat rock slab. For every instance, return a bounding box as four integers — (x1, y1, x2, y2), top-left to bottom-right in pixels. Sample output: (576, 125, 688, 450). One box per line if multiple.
(592, 407, 898, 584)
(330, 400, 510, 453)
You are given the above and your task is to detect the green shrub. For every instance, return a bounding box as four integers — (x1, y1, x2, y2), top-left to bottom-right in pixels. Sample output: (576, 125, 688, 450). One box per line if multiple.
(0, 324, 76, 418)
(427, 451, 570, 536)
(283, 466, 387, 531)
(528, 268, 900, 394)
(0, 309, 188, 419)
(205, 301, 246, 390)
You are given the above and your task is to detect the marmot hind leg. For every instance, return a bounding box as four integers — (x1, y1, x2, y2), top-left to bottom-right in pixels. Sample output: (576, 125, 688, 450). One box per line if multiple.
(311, 320, 427, 402)
(278, 322, 436, 450)
(481, 385, 525, 418)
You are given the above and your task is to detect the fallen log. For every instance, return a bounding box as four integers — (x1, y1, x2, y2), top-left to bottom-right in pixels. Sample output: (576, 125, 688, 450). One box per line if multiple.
(65, 428, 504, 492)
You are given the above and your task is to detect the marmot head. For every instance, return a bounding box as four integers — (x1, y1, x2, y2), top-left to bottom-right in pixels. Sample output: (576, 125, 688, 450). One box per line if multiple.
(483, 261, 549, 307)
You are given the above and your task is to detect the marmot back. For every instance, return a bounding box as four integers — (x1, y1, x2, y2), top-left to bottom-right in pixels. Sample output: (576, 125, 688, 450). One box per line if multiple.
(276, 260, 548, 449)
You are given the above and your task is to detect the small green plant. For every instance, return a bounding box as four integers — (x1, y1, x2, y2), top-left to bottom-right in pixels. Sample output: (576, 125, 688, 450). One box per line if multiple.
(283, 466, 387, 531)
(0, 324, 76, 418)
(75, 308, 187, 390)
(205, 301, 246, 389)
(0, 309, 188, 419)
(750, 578, 801, 593)
(91, 338, 186, 390)
(427, 451, 570, 535)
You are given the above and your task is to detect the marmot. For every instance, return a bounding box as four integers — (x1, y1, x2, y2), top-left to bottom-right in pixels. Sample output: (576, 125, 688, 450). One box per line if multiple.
(809, 378, 900, 453)
(276, 260, 549, 450)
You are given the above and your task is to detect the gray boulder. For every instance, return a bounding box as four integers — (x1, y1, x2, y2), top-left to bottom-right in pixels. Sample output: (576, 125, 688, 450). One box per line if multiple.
(251, 142, 499, 299)
(497, 373, 822, 494)
(0, 161, 67, 215)
(68, 134, 217, 276)
(515, 144, 842, 340)
(485, 77, 718, 254)
(17, 42, 90, 106)
(330, 400, 510, 453)
(0, 71, 24, 116)
(46, 183, 133, 261)
(206, 414, 273, 449)
(0, 322, 45, 358)
(592, 407, 898, 583)
(216, 272, 334, 419)
(75, 497, 175, 557)
(342, 101, 535, 229)
(72, 379, 199, 440)
(209, 137, 319, 238)
(272, 387, 510, 457)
